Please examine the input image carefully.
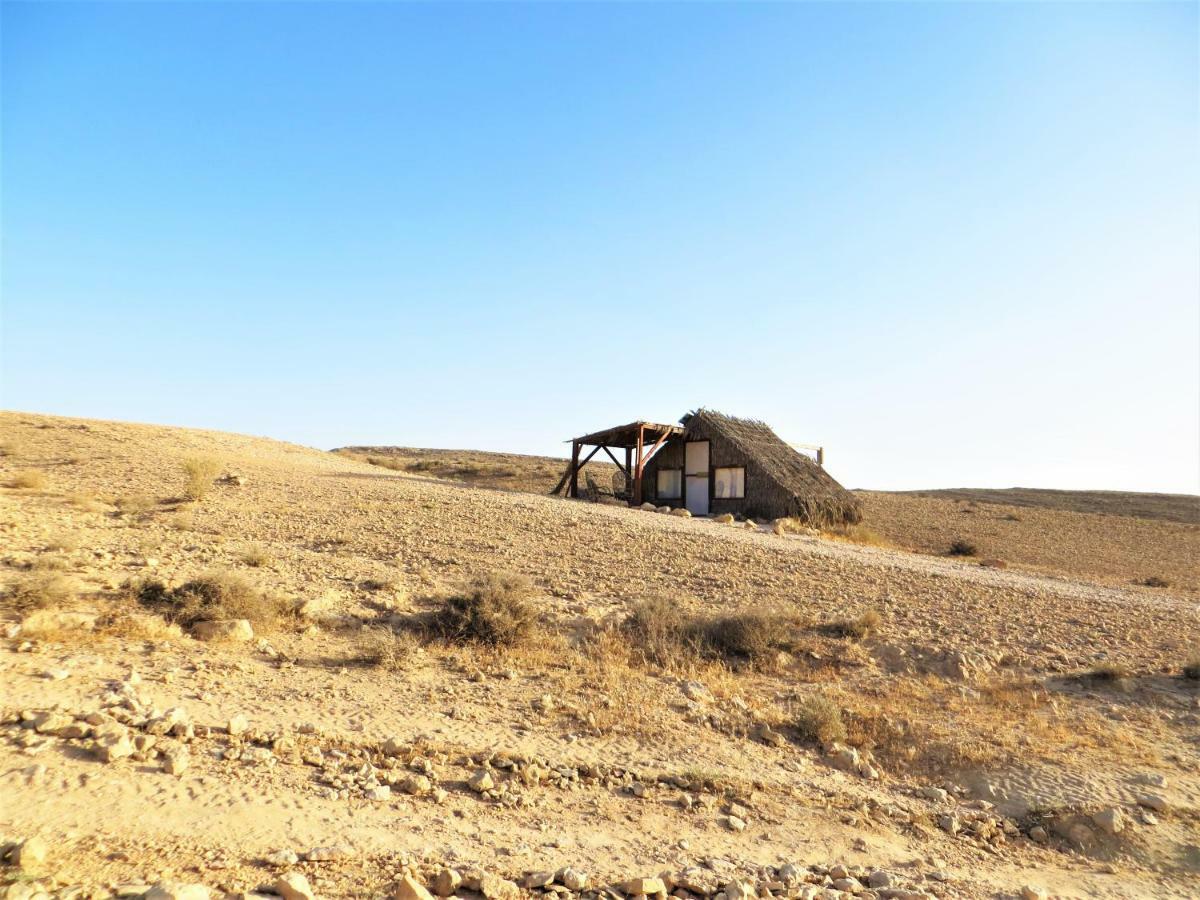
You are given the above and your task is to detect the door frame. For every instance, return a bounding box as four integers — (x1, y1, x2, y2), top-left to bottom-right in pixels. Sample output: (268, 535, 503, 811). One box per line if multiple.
(684, 440, 710, 516)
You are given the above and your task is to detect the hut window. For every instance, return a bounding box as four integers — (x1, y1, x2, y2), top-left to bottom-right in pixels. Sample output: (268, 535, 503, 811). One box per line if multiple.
(657, 468, 682, 499)
(714, 467, 745, 499)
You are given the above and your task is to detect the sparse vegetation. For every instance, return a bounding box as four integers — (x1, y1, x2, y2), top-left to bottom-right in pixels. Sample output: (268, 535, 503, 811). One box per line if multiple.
(793, 693, 847, 746)
(1183, 659, 1200, 680)
(353, 627, 421, 671)
(115, 493, 157, 519)
(1085, 663, 1132, 687)
(622, 597, 806, 670)
(948, 539, 978, 557)
(822, 608, 881, 641)
(428, 573, 538, 646)
(130, 571, 293, 630)
(182, 455, 223, 501)
(820, 523, 892, 548)
(239, 545, 272, 568)
(8, 469, 47, 490)
(6, 572, 76, 611)
(45, 531, 80, 553)
(1139, 575, 1171, 588)
(66, 491, 107, 512)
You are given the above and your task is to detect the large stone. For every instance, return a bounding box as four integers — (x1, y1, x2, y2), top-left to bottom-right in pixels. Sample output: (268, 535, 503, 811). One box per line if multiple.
(1091, 807, 1126, 835)
(227, 714, 249, 736)
(393, 875, 435, 900)
(723, 880, 755, 900)
(162, 748, 190, 776)
(274, 872, 316, 900)
(192, 619, 253, 642)
(468, 769, 495, 792)
(524, 872, 555, 889)
(1020, 887, 1048, 900)
(143, 884, 211, 900)
(479, 874, 521, 900)
(401, 774, 432, 796)
(13, 837, 48, 872)
(622, 878, 666, 897)
(433, 869, 462, 897)
(1136, 793, 1167, 812)
(557, 869, 588, 892)
(670, 508, 692, 518)
(92, 724, 134, 762)
(714, 513, 735, 524)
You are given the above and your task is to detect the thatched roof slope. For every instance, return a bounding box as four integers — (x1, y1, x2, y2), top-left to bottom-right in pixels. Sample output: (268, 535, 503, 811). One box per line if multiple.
(682, 409, 862, 526)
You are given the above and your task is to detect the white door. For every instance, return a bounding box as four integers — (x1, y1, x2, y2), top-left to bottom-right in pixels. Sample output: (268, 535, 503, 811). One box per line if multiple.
(684, 441, 709, 516)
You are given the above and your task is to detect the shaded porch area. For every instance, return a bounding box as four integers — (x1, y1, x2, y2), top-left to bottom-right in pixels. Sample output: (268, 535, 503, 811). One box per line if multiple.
(551, 420, 683, 504)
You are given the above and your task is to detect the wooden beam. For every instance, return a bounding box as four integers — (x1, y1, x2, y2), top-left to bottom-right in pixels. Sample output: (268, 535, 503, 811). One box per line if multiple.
(633, 424, 645, 504)
(600, 444, 623, 471)
(568, 441, 580, 499)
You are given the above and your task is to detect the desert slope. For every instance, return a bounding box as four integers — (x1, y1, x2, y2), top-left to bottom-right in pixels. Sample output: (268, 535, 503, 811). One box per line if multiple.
(2, 411, 1199, 900)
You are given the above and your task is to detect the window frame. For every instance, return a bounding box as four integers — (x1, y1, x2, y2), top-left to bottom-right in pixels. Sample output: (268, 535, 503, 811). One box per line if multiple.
(713, 466, 746, 499)
(656, 467, 683, 500)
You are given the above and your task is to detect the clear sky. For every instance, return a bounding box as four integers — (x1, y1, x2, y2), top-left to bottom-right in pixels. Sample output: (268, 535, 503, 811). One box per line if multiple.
(2, 2, 1197, 493)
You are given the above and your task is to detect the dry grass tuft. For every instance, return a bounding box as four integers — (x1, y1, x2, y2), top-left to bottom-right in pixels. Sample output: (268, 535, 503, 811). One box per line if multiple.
(115, 493, 157, 519)
(130, 571, 293, 630)
(66, 491, 107, 513)
(821, 524, 892, 548)
(429, 573, 538, 646)
(1139, 575, 1171, 588)
(822, 608, 882, 641)
(623, 597, 806, 670)
(239, 545, 272, 568)
(6, 572, 76, 611)
(1085, 663, 1131, 686)
(45, 531, 80, 553)
(182, 455, 223, 501)
(948, 539, 979, 557)
(98, 611, 183, 642)
(353, 627, 422, 671)
(793, 693, 847, 746)
(8, 469, 48, 490)
(1183, 659, 1200, 680)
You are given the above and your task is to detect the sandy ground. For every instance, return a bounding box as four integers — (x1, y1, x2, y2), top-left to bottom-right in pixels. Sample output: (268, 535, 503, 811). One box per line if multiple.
(1, 411, 1198, 900)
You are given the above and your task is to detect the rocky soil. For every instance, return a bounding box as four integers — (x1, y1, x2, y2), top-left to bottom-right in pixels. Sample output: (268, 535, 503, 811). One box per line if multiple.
(1, 411, 1198, 900)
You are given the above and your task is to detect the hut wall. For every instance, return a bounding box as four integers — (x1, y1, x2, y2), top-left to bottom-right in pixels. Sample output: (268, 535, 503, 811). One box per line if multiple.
(642, 425, 786, 519)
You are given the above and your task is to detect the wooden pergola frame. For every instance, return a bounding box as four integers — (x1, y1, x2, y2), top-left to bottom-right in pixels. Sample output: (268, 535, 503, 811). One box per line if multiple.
(556, 420, 683, 504)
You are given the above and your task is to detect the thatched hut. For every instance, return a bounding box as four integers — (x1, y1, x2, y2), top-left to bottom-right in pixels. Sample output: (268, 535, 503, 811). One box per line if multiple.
(640, 410, 862, 526)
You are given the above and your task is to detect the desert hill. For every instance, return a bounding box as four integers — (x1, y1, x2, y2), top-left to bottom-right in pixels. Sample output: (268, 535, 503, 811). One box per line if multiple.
(2, 411, 1199, 899)
(336, 446, 1199, 594)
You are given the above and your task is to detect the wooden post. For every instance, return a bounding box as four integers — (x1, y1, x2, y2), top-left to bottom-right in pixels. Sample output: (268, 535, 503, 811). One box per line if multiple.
(633, 425, 645, 504)
(624, 447, 632, 498)
(817, 447, 825, 467)
(569, 441, 580, 498)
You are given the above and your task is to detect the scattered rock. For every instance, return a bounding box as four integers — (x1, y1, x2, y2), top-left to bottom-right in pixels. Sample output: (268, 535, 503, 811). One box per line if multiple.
(468, 769, 495, 792)
(227, 714, 249, 736)
(1019, 887, 1048, 900)
(622, 878, 667, 897)
(274, 872, 316, 900)
(92, 724, 134, 763)
(479, 874, 521, 900)
(12, 837, 48, 872)
(433, 869, 462, 897)
(162, 748, 190, 776)
(401, 774, 432, 796)
(264, 850, 300, 867)
(725, 815, 746, 832)
(393, 875, 435, 900)
(557, 869, 588, 892)
(1091, 806, 1126, 835)
(1136, 793, 1167, 812)
(524, 872, 555, 889)
(670, 508, 692, 518)
(143, 884, 211, 900)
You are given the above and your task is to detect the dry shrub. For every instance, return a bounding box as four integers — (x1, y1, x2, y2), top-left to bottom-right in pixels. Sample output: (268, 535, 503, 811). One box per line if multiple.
(793, 693, 847, 746)
(354, 627, 421, 671)
(835, 675, 1146, 777)
(6, 573, 76, 611)
(0, 439, 24, 458)
(66, 492, 106, 513)
(1183, 659, 1200, 680)
(821, 524, 892, 548)
(623, 598, 806, 670)
(98, 612, 182, 642)
(823, 608, 881, 641)
(168, 508, 196, 531)
(1085, 663, 1131, 686)
(9, 470, 47, 490)
(239, 545, 272, 568)
(45, 531, 80, 553)
(130, 571, 292, 630)
(115, 493, 157, 519)
(429, 573, 537, 646)
(948, 539, 978, 557)
(1140, 576, 1171, 588)
(182, 455, 223, 501)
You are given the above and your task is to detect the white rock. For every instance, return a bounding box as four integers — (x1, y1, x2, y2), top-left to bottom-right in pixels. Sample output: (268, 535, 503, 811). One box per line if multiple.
(13, 837, 48, 872)
(1091, 806, 1126, 835)
(557, 868, 588, 891)
(264, 849, 300, 867)
(393, 875, 435, 900)
(227, 714, 249, 736)
(433, 869, 462, 897)
(725, 814, 746, 832)
(274, 872, 316, 900)
(670, 507, 692, 518)
(468, 769, 495, 792)
(1136, 793, 1167, 812)
(1020, 886, 1048, 900)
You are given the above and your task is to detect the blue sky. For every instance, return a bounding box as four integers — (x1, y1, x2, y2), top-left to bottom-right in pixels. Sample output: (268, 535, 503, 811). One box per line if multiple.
(2, 2, 1197, 492)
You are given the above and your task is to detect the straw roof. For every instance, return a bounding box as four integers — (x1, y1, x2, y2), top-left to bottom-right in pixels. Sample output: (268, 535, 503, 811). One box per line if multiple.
(682, 409, 862, 527)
